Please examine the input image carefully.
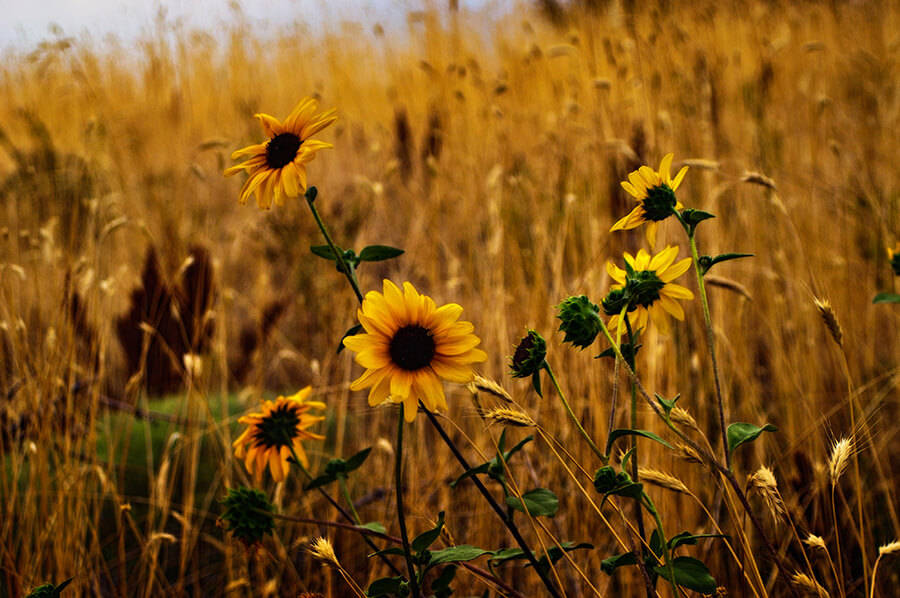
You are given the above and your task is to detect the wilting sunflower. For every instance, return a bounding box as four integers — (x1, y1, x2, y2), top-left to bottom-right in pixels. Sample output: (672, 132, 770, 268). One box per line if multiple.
(605, 245, 694, 335)
(225, 97, 337, 209)
(343, 280, 487, 423)
(232, 387, 326, 482)
(610, 153, 689, 249)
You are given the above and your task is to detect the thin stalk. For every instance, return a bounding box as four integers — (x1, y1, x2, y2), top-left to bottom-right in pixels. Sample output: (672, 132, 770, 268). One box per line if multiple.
(339, 477, 362, 524)
(624, 315, 648, 558)
(645, 498, 679, 597)
(395, 410, 421, 598)
(423, 408, 564, 598)
(305, 189, 364, 303)
(676, 213, 730, 468)
(545, 362, 605, 461)
(604, 305, 629, 457)
(830, 484, 847, 598)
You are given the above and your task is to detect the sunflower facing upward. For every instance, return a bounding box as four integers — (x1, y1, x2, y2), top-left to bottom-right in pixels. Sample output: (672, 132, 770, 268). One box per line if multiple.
(225, 97, 337, 209)
(343, 280, 487, 423)
(605, 245, 694, 335)
(610, 153, 689, 249)
(232, 387, 326, 482)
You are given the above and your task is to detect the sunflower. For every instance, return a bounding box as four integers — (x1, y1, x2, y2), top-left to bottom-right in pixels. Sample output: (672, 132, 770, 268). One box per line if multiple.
(225, 97, 337, 210)
(232, 387, 326, 482)
(610, 153, 689, 249)
(605, 245, 694, 335)
(343, 280, 488, 423)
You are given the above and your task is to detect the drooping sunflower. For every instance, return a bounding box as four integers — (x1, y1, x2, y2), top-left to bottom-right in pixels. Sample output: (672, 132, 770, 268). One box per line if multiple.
(610, 153, 689, 249)
(605, 245, 694, 335)
(343, 280, 488, 423)
(232, 387, 326, 482)
(225, 97, 337, 210)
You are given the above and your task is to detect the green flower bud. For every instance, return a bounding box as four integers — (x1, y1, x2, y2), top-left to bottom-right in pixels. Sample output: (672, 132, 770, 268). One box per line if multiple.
(556, 295, 602, 349)
(593, 466, 619, 494)
(601, 288, 630, 316)
(509, 329, 547, 378)
(219, 486, 276, 546)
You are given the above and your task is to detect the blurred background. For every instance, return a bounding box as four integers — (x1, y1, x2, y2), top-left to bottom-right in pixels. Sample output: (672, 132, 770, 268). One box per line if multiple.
(1, 0, 898, 596)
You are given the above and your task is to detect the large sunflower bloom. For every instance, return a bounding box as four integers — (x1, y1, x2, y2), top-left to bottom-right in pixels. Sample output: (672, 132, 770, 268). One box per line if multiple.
(610, 153, 689, 249)
(233, 387, 326, 482)
(225, 97, 337, 210)
(343, 280, 488, 423)
(605, 245, 694, 335)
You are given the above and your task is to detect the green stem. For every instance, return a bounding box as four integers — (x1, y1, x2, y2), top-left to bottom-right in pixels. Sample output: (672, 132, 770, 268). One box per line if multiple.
(604, 305, 630, 458)
(395, 409, 421, 598)
(339, 478, 362, 525)
(624, 315, 649, 575)
(545, 362, 605, 462)
(644, 496, 679, 597)
(675, 211, 730, 469)
(305, 188, 364, 303)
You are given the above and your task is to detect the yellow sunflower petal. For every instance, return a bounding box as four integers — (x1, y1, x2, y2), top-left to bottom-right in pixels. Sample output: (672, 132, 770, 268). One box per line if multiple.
(255, 113, 285, 138)
(368, 371, 393, 406)
(281, 161, 301, 198)
(299, 109, 338, 139)
(661, 283, 694, 300)
(657, 294, 685, 320)
(607, 261, 627, 285)
(349, 364, 387, 391)
(382, 280, 407, 323)
(648, 304, 670, 334)
(430, 358, 474, 382)
(284, 97, 318, 132)
(659, 153, 673, 182)
(402, 396, 419, 422)
(390, 369, 413, 401)
(671, 166, 689, 191)
(269, 451, 285, 482)
(436, 334, 482, 356)
(231, 144, 266, 160)
(658, 257, 692, 282)
(356, 347, 392, 369)
(402, 282, 423, 323)
(649, 245, 679, 272)
(620, 180, 642, 199)
(415, 369, 447, 412)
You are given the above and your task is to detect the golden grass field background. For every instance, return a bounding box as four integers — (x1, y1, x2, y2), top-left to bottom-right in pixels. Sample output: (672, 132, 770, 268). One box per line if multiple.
(1, 0, 898, 595)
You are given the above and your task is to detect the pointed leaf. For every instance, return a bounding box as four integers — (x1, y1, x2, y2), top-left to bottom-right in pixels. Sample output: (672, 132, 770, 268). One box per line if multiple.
(607, 428, 674, 452)
(873, 292, 900, 304)
(344, 447, 373, 472)
(667, 532, 729, 551)
(531, 370, 542, 397)
(310, 244, 340, 260)
(305, 473, 337, 490)
(359, 245, 405, 262)
(701, 252, 754, 275)
(358, 521, 387, 535)
(428, 545, 492, 565)
(727, 422, 777, 459)
(655, 393, 680, 417)
(366, 576, 405, 597)
(411, 511, 445, 553)
(505, 488, 559, 518)
(601, 551, 638, 575)
(653, 556, 717, 594)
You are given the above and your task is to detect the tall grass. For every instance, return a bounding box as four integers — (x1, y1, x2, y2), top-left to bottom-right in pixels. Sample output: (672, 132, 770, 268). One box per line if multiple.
(1, 1, 898, 595)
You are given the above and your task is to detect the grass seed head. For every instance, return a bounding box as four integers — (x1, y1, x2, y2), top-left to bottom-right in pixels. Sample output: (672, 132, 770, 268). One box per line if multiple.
(791, 572, 829, 597)
(747, 466, 785, 520)
(485, 407, 536, 428)
(638, 467, 689, 494)
(310, 537, 340, 568)
(827, 437, 853, 484)
(468, 374, 513, 402)
(814, 297, 843, 348)
(879, 540, 900, 556)
(804, 534, 827, 552)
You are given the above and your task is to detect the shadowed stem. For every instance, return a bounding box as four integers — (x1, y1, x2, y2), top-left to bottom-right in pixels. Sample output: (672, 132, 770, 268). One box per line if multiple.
(545, 362, 605, 462)
(422, 407, 564, 598)
(604, 304, 629, 458)
(305, 187, 364, 303)
(395, 409, 422, 598)
(624, 314, 648, 560)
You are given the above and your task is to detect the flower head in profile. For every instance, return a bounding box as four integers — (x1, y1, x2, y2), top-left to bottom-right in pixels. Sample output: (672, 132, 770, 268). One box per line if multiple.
(343, 280, 487, 423)
(218, 486, 276, 546)
(225, 97, 336, 209)
(606, 245, 694, 335)
(232, 387, 326, 482)
(509, 329, 547, 377)
(889, 242, 900, 276)
(611, 153, 688, 249)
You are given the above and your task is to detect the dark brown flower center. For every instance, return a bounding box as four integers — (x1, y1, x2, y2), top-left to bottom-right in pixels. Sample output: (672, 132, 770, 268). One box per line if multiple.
(266, 133, 302, 169)
(253, 403, 300, 449)
(390, 325, 436, 370)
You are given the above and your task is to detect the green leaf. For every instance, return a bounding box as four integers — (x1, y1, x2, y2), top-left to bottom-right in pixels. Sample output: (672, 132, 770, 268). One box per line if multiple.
(449, 462, 491, 489)
(344, 447, 373, 472)
(700, 252, 754, 275)
(667, 532, 729, 551)
(305, 473, 337, 490)
(337, 323, 364, 354)
(358, 521, 387, 535)
(411, 511, 445, 554)
(681, 208, 716, 235)
(653, 556, 717, 594)
(310, 244, 341, 260)
(727, 422, 778, 459)
(874, 292, 900, 304)
(430, 565, 457, 595)
(369, 547, 408, 558)
(600, 551, 638, 575)
(366, 576, 405, 597)
(536, 542, 593, 571)
(359, 245, 405, 261)
(505, 488, 559, 518)
(489, 547, 526, 565)
(427, 545, 492, 565)
(654, 393, 680, 417)
(606, 428, 674, 453)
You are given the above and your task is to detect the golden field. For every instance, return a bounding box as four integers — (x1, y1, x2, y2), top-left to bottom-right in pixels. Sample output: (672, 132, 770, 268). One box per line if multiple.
(1, 1, 898, 596)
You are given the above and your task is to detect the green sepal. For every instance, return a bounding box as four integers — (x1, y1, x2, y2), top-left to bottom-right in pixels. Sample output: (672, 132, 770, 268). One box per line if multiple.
(411, 511, 445, 554)
(873, 292, 900, 304)
(652, 556, 717, 594)
(655, 393, 680, 417)
(727, 422, 778, 460)
(505, 488, 559, 518)
(606, 428, 674, 454)
(681, 208, 715, 235)
(337, 323, 364, 354)
(359, 245, 405, 262)
(531, 370, 543, 397)
(698, 252, 754, 276)
(427, 545, 492, 566)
